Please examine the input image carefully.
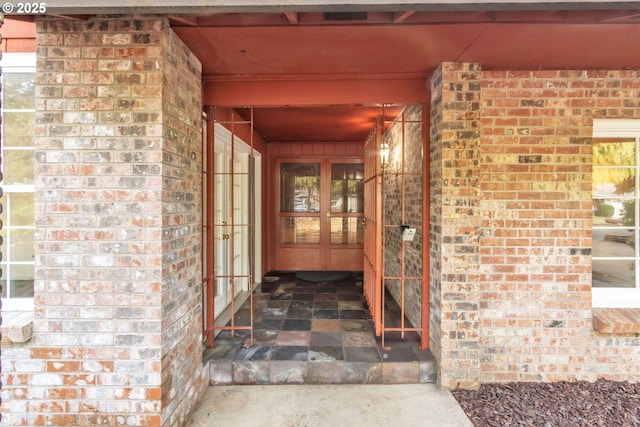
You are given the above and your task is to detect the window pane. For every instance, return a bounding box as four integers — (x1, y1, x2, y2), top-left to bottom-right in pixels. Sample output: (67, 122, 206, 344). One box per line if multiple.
(10, 229, 35, 262)
(280, 163, 320, 213)
(593, 140, 635, 166)
(331, 163, 364, 213)
(2, 73, 35, 109)
(1, 264, 35, 298)
(593, 259, 635, 288)
(3, 149, 34, 185)
(593, 229, 635, 257)
(593, 199, 635, 227)
(3, 112, 35, 147)
(9, 193, 35, 226)
(593, 168, 635, 198)
(280, 217, 319, 244)
(330, 217, 364, 245)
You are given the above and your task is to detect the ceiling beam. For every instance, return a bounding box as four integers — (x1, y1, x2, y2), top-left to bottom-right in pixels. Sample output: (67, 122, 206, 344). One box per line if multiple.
(203, 75, 429, 106)
(284, 12, 299, 24)
(393, 11, 415, 23)
(169, 15, 199, 26)
(31, 0, 640, 16)
(599, 12, 640, 22)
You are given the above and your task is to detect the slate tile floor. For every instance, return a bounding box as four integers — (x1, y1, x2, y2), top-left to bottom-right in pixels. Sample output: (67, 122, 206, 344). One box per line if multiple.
(204, 272, 437, 385)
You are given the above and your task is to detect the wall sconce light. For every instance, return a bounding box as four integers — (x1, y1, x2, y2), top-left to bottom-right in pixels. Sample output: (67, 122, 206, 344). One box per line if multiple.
(380, 142, 390, 169)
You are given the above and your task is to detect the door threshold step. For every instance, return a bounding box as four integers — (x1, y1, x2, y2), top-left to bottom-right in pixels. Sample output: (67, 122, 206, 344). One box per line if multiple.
(207, 358, 437, 385)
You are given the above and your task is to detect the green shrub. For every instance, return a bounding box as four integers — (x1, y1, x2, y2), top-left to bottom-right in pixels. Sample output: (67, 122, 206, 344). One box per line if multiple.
(595, 203, 615, 218)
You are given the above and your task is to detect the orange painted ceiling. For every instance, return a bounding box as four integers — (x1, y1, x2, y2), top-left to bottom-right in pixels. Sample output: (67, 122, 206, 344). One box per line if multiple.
(171, 8, 640, 143)
(17, 8, 640, 144)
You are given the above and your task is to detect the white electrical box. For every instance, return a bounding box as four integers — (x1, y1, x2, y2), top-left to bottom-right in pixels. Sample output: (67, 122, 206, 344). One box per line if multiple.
(402, 228, 416, 241)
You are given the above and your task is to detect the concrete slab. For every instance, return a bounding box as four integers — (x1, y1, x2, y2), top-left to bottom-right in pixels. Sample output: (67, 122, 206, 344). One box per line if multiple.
(187, 384, 473, 426)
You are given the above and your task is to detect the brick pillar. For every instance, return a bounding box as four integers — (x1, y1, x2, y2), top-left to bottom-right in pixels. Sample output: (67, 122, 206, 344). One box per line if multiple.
(429, 63, 481, 389)
(24, 16, 205, 426)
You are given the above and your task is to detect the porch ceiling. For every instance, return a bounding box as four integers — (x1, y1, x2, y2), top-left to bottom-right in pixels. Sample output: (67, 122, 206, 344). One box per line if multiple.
(169, 8, 640, 143)
(38, 5, 640, 144)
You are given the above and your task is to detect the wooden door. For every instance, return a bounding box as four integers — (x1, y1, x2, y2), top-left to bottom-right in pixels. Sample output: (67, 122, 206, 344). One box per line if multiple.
(274, 158, 364, 271)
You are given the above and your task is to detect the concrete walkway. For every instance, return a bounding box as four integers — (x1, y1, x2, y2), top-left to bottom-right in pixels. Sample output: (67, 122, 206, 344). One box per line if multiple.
(187, 384, 473, 427)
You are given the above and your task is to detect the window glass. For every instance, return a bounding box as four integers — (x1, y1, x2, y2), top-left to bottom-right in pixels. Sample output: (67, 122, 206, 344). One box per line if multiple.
(2, 72, 35, 109)
(8, 192, 35, 226)
(3, 149, 35, 185)
(1, 53, 36, 303)
(3, 112, 35, 147)
(592, 127, 640, 308)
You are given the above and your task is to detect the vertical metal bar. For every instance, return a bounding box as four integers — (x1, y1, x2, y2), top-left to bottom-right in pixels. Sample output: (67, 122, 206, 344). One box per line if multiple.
(229, 113, 236, 337)
(421, 104, 430, 350)
(380, 106, 387, 350)
(400, 111, 406, 340)
(375, 115, 384, 338)
(205, 106, 216, 347)
(249, 107, 255, 347)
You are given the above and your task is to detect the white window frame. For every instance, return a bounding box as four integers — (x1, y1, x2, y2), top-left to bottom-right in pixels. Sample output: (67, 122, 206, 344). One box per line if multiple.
(592, 119, 640, 308)
(2, 52, 36, 311)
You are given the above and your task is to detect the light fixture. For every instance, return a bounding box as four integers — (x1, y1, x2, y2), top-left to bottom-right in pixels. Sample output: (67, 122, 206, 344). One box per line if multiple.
(380, 142, 390, 169)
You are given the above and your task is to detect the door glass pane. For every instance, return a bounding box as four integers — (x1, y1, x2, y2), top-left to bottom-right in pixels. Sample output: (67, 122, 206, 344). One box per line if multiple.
(280, 163, 320, 213)
(330, 217, 364, 245)
(331, 163, 364, 213)
(280, 217, 320, 244)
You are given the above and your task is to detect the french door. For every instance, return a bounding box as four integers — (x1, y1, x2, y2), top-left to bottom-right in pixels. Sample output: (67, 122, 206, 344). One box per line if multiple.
(203, 122, 262, 324)
(274, 158, 364, 271)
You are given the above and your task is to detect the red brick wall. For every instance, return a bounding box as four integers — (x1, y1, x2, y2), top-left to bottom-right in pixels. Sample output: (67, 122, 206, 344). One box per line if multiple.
(0, 16, 206, 426)
(432, 65, 640, 388)
(430, 63, 482, 389)
(479, 69, 640, 383)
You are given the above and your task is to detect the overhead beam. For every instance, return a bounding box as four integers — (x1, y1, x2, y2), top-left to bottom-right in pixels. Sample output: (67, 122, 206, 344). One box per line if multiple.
(284, 12, 299, 24)
(168, 15, 199, 25)
(393, 11, 416, 23)
(203, 74, 430, 106)
(600, 12, 640, 22)
(18, 0, 640, 16)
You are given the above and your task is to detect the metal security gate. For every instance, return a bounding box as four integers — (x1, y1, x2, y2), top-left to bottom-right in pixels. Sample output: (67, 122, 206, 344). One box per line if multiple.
(364, 107, 429, 350)
(363, 117, 384, 336)
(202, 107, 259, 347)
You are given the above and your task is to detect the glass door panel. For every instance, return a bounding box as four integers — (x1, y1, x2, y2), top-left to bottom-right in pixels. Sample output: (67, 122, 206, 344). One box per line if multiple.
(280, 217, 321, 244)
(280, 163, 320, 213)
(213, 140, 231, 318)
(330, 217, 364, 245)
(329, 163, 365, 246)
(330, 163, 364, 213)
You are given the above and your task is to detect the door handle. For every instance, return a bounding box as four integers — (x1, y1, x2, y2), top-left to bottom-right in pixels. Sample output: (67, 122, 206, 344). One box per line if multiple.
(326, 211, 331, 218)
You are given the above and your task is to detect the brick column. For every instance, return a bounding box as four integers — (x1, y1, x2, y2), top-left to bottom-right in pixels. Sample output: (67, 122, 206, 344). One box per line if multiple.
(429, 63, 481, 389)
(19, 16, 205, 426)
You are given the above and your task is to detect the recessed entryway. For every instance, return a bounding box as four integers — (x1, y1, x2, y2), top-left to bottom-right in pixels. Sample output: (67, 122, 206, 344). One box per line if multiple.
(204, 272, 436, 385)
